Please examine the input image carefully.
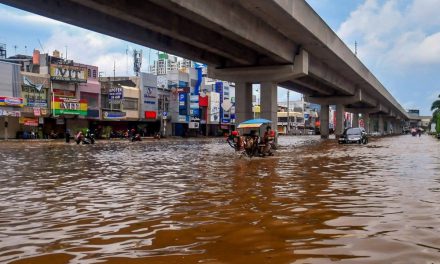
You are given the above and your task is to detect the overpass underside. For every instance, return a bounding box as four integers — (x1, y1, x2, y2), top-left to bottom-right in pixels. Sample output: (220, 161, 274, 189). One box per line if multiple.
(2, 0, 409, 137)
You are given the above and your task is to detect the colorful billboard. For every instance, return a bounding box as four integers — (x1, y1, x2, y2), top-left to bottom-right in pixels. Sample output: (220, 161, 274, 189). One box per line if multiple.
(0, 96, 24, 107)
(50, 64, 87, 82)
(53, 97, 87, 116)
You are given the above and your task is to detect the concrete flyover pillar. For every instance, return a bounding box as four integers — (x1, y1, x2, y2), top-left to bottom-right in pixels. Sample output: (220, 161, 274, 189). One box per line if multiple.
(388, 119, 393, 134)
(235, 82, 253, 125)
(260, 82, 278, 128)
(352, 112, 359, 128)
(335, 104, 345, 137)
(378, 115, 384, 135)
(362, 113, 370, 133)
(320, 104, 329, 139)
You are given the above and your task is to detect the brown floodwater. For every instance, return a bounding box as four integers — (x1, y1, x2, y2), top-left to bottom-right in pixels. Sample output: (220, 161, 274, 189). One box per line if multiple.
(0, 135, 439, 264)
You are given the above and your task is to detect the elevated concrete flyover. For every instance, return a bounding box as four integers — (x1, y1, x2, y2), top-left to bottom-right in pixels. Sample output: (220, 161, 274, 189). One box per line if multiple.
(2, 0, 409, 136)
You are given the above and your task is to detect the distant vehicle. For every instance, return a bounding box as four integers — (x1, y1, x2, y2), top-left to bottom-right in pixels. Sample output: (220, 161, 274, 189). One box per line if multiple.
(338, 127, 368, 144)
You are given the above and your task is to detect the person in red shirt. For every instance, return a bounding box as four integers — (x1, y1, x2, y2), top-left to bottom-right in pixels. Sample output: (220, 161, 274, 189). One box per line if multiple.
(263, 126, 275, 155)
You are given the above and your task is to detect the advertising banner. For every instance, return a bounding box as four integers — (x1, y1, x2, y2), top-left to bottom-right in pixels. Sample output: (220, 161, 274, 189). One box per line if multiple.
(109, 87, 123, 103)
(27, 99, 48, 108)
(143, 86, 157, 107)
(103, 111, 126, 120)
(50, 64, 87, 82)
(209, 92, 220, 123)
(53, 97, 88, 116)
(199, 95, 208, 107)
(33, 108, 41, 117)
(19, 117, 39, 126)
(0, 97, 24, 107)
(140, 73, 158, 118)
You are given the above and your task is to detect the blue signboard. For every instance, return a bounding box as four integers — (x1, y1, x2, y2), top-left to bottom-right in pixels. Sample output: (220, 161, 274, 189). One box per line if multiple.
(109, 87, 123, 102)
(179, 93, 187, 117)
(216, 82, 224, 123)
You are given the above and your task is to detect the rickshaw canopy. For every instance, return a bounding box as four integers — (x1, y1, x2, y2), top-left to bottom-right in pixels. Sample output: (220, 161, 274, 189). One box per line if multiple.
(237, 118, 272, 129)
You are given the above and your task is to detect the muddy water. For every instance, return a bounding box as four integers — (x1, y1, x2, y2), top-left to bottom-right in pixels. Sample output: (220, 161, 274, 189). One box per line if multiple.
(0, 135, 439, 263)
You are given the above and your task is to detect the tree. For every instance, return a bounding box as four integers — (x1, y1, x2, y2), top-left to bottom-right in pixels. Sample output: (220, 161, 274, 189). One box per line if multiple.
(431, 94, 440, 133)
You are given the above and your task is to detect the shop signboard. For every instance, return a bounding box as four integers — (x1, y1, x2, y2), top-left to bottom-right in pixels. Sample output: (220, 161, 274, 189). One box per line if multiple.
(0, 110, 20, 117)
(27, 99, 48, 108)
(189, 122, 199, 129)
(199, 95, 208, 107)
(53, 97, 88, 116)
(108, 86, 123, 103)
(190, 95, 199, 109)
(304, 113, 310, 120)
(0, 97, 24, 107)
(33, 108, 41, 117)
(103, 111, 126, 120)
(209, 92, 220, 123)
(20, 117, 39, 127)
(157, 76, 167, 89)
(216, 82, 224, 123)
(178, 115, 188, 122)
(190, 94, 199, 119)
(144, 111, 157, 119)
(50, 64, 87, 82)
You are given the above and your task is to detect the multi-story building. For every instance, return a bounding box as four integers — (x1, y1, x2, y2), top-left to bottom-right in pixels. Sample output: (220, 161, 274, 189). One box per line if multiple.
(0, 61, 22, 139)
(20, 71, 50, 138)
(149, 53, 180, 75)
(98, 72, 161, 138)
(0, 43, 6, 60)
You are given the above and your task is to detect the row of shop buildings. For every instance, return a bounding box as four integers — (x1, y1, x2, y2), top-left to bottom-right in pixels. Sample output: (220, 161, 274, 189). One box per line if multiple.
(0, 50, 236, 139)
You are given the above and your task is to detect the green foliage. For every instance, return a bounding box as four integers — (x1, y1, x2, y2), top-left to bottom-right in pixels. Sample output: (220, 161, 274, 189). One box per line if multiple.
(431, 95, 440, 133)
(437, 114, 440, 134)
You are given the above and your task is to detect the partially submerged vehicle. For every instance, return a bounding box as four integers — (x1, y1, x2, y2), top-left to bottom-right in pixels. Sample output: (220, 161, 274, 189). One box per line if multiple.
(338, 127, 368, 144)
(227, 119, 276, 158)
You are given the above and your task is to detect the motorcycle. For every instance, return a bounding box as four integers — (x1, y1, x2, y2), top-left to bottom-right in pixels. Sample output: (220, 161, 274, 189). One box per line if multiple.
(75, 132, 95, 144)
(131, 134, 142, 142)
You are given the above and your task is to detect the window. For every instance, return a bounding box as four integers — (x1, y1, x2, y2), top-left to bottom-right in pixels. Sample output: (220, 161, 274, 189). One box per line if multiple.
(93, 70, 97, 78)
(123, 98, 138, 110)
(81, 92, 99, 108)
(88, 69, 91, 77)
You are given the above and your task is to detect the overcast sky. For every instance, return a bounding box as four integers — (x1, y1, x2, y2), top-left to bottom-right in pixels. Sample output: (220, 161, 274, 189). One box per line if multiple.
(0, 0, 439, 115)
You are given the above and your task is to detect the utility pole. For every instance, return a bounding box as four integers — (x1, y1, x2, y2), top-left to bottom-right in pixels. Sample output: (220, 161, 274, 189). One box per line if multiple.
(287, 90, 290, 135)
(354, 41, 358, 56)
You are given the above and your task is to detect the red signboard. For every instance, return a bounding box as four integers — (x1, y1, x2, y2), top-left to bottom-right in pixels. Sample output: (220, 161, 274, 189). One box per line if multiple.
(199, 95, 208, 107)
(145, 111, 157, 119)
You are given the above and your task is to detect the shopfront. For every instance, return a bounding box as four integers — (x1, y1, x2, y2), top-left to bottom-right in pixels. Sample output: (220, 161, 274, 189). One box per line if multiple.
(48, 63, 88, 137)
(20, 72, 50, 138)
(0, 97, 23, 139)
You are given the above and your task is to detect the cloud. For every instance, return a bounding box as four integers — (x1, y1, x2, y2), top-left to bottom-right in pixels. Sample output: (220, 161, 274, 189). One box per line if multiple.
(41, 26, 154, 76)
(337, 0, 440, 69)
(0, 7, 62, 26)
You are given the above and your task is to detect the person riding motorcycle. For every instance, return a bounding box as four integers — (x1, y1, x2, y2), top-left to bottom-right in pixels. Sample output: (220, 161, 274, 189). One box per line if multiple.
(262, 126, 275, 156)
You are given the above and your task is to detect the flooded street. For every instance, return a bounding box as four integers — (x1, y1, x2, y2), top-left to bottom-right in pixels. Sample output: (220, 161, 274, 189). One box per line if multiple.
(0, 135, 439, 263)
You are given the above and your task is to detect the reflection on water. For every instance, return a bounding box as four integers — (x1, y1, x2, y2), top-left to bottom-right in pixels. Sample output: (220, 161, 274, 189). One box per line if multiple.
(0, 135, 439, 263)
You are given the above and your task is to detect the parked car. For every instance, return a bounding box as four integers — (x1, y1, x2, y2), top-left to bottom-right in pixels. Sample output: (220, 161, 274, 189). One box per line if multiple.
(338, 127, 368, 144)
